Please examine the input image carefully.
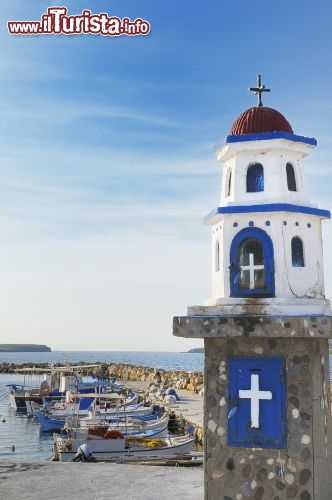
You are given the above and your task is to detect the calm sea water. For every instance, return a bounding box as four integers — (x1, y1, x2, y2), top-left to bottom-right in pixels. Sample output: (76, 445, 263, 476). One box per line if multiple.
(0, 351, 203, 460)
(0, 351, 204, 372)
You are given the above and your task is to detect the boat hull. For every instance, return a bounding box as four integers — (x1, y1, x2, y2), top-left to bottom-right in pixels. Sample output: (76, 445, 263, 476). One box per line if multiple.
(53, 435, 195, 462)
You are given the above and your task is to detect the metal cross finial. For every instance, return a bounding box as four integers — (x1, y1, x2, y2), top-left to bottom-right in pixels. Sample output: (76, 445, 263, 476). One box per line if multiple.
(249, 74, 271, 107)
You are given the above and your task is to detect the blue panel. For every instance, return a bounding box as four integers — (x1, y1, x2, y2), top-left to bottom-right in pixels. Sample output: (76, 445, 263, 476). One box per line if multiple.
(225, 131, 317, 146)
(228, 357, 286, 448)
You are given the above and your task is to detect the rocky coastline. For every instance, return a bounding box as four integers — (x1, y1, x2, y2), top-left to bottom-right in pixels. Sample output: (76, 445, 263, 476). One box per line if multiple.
(0, 344, 51, 352)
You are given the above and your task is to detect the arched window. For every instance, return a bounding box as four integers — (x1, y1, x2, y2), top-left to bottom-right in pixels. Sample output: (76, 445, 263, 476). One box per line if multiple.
(286, 163, 297, 191)
(230, 228, 274, 297)
(226, 170, 232, 197)
(291, 237, 304, 267)
(215, 240, 220, 272)
(246, 163, 264, 192)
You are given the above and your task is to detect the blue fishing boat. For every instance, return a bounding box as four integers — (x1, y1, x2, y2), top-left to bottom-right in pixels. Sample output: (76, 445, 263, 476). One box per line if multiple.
(36, 397, 95, 432)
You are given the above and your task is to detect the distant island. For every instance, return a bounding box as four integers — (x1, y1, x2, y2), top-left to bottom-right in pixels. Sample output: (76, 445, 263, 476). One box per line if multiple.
(0, 344, 51, 352)
(188, 348, 204, 353)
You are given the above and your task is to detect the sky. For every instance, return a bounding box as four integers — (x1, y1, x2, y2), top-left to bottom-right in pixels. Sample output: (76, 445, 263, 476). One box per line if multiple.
(1, 1, 332, 351)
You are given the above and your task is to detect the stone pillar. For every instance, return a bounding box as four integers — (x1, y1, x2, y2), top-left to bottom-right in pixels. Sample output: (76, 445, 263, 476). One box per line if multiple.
(174, 314, 332, 500)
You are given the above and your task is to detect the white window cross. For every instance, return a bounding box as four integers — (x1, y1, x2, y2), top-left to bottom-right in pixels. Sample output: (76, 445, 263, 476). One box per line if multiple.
(239, 373, 272, 428)
(240, 253, 264, 289)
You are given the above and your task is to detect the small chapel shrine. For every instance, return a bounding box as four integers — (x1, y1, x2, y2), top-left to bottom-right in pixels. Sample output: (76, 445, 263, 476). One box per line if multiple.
(174, 76, 332, 499)
(205, 75, 330, 315)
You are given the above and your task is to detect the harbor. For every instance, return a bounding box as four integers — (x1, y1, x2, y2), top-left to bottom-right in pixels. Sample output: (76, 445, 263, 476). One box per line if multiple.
(0, 364, 203, 460)
(0, 362, 204, 499)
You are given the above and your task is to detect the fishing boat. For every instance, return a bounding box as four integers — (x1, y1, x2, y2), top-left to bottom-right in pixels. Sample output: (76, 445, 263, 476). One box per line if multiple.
(65, 421, 169, 442)
(33, 387, 162, 433)
(36, 401, 167, 433)
(8, 383, 63, 412)
(52, 432, 195, 462)
(7, 365, 102, 412)
(61, 392, 154, 422)
(27, 386, 139, 416)
(40, 388, 137, 414)
(64, 409, 169, 436)
(35, 396, 95, 432)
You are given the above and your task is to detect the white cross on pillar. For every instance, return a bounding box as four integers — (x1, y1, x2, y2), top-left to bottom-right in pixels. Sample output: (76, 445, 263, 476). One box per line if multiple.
(239, 373, 272, 428)
(240, 253, 264, 289)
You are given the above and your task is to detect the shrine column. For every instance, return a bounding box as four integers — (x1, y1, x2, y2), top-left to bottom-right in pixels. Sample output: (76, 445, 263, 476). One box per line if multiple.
(174, 77, 332, 499)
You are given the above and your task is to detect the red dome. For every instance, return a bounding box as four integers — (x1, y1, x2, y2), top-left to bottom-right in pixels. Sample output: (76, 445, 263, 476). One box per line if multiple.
(229, 106, 293, 136)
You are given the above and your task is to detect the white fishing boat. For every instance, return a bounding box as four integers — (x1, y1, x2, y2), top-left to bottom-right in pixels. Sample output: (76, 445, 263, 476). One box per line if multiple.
(33, 389, 160, 432)
(30, 389, 138, 418)
(52, 432, 195, 462)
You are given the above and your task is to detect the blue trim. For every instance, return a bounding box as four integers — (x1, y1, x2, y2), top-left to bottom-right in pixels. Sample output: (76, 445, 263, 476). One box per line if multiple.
(230, 227, 275, 298)
(204, 203, 331, 224)
(226, 131, 317, 146)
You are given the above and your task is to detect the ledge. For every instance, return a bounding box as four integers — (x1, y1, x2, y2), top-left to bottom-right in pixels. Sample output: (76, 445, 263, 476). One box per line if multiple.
(225, 131, 317, 146)
(173, 315, 332, 339)
(204, 203, 331, 225)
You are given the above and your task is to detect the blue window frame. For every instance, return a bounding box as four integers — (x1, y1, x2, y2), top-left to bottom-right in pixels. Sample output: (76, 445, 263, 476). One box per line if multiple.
(246, 163, 264, 192)
(286, 163, 297, 191)
(291, 237, 304, 267)
(230, 228, 275, 297)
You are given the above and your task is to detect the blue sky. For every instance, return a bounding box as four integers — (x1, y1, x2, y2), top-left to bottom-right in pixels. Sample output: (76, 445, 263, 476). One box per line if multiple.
(1, 1, 332, 351)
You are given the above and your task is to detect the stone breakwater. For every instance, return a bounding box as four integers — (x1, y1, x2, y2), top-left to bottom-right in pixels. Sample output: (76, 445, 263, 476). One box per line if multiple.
(106, 363, 204, 394)
(0, 362, 60, 373)
(0, 362, 204, 394)
(0, 362, 93, 374)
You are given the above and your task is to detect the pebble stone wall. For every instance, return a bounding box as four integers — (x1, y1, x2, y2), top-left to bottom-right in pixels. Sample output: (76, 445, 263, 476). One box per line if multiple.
(174, 315, 332, 500)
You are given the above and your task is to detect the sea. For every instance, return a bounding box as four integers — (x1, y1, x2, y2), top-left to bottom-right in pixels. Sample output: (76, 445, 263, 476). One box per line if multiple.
(0, 351, 204, 461)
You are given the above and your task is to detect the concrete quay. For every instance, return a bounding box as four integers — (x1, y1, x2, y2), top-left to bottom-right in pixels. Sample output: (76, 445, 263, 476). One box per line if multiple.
(0, 459, 203, 500)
